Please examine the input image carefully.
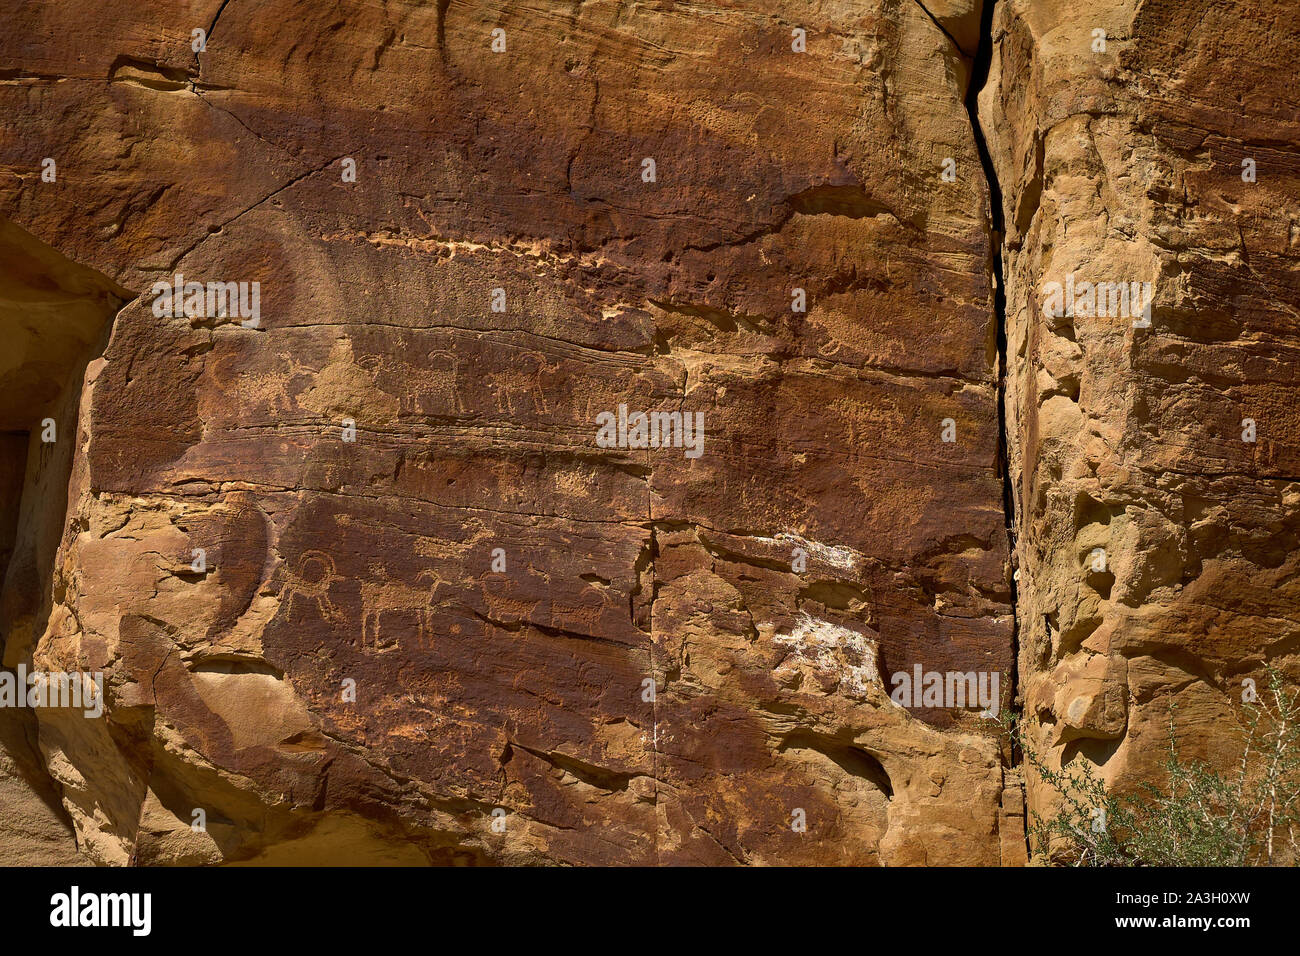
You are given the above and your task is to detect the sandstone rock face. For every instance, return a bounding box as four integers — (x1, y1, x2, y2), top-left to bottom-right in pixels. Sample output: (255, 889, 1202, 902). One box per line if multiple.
(979, 0, 1300, 826)
(0, 0, 1290, 867)
(0, 223, 121, 866)
(0, 0, 1017, 866)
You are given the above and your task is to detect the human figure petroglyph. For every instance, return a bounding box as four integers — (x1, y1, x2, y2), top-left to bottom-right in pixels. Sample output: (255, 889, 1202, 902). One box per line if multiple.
(280, 550, 345, 623)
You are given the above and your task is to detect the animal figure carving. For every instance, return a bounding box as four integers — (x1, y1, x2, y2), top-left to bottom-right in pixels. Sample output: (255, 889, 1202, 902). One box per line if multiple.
(484, 352, 561, 416)
(548, 591, 606, 637)
(404, 348, 463, 415)
(480, 576, 540, 627)
(359, 569, 448, 651)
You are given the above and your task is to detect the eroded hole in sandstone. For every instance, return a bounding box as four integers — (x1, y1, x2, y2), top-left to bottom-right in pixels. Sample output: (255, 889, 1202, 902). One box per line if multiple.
(1059, 736, 1121, 770)
(778, 729, 894, 799)
(1073, 492, 1115, 531)
(0, 217, 127, 861)
(1086, 570, 1116, 600)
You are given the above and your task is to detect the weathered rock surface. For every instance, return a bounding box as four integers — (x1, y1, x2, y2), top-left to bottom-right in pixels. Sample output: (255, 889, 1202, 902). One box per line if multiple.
(980, 0, 1300, 834)
(0, 0, 1291, 867)
(0, 0, 1019, 866)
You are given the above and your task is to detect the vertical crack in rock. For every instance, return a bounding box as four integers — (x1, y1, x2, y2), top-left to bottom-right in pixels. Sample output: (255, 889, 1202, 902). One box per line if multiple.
(963, 0, 1028, 856)
(975, 0, 1300, 864)
(910, 0, 973, 58)
(966, 0, 1017, 696)
(200, 0, 235, 65)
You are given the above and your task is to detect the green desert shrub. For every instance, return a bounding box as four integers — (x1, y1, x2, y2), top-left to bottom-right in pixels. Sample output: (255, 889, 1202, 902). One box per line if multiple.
(1004, 668, 1299, 866)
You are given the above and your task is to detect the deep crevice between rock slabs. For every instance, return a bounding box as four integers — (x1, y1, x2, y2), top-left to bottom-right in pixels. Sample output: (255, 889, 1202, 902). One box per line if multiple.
(962, 0, 1030, 860)
(963, 0, 1017, 716)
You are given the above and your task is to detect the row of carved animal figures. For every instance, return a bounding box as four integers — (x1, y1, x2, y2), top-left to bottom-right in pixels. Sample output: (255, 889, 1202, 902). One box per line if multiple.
(280, 550, 607, 650)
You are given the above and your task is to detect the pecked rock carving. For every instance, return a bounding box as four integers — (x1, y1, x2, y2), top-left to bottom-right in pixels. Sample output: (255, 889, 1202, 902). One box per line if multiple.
(0, 0, 1293, 866)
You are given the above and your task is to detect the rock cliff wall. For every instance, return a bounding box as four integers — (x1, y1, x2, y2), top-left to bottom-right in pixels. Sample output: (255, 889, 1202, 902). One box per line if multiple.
(980, 0, 1300, 835)
(0, 0, 1294, 865)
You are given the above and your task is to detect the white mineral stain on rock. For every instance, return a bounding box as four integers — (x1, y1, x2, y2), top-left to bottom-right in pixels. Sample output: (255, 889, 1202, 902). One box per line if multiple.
(770, 612, 879, 700)
(771, 531, 860, 573)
